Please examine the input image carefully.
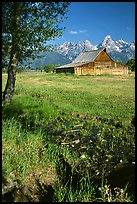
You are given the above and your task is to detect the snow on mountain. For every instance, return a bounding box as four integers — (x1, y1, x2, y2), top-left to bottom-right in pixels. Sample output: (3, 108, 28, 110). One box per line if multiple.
(57, 40, 97, 61)
(22, 35, 135, 68)
(121, 41, 135, 60)
(97, 35, 120, 52)
(57, 35, 135, 62)
(129, 42, 135, 50)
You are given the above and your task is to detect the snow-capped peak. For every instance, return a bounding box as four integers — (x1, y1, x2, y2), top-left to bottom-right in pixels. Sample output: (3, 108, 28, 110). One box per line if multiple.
(104, 35, 112, 40)
(57, 35, 135, 62)
(97, 35, 121, 52)
(117, 39, 127, 43)
(129, 42, 135, 50)
(102, 35, 113, 43)
(85, 39, 92, 44)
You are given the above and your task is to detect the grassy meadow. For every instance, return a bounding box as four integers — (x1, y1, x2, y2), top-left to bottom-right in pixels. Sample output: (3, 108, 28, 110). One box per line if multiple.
(2, 72, 135, 202)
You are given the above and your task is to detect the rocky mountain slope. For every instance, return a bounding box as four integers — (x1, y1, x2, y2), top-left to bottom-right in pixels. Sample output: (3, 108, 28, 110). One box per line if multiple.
(22, 35, 135, 68)
(57, 35, 135, 63)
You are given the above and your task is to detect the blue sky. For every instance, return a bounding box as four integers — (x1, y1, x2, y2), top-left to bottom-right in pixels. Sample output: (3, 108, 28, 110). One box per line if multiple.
(52, 2, 135, 45)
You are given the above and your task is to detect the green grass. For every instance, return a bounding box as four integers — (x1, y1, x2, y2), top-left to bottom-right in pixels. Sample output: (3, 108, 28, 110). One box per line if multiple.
(2, 72, 135, 202)
(3, 72, 134, 123)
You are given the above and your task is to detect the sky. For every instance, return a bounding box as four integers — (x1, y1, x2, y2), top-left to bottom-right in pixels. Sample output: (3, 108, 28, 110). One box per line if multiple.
(51, 2, 135, 46)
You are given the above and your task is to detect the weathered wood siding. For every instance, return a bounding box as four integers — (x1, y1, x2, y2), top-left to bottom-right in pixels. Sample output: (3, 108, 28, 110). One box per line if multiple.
(74, 50, 128, 75)
(56, 50, 128, 75)
(75, 67, 82, 75)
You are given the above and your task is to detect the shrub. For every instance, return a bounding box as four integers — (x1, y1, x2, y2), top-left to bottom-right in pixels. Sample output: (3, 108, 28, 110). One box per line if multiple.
(43, 64, 57, 73)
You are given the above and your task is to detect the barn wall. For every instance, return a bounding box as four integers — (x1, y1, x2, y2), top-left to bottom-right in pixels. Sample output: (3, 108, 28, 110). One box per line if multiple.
(74, 62, 128, 75)
(75, 63, 95, 75)
(93, 51, 128, 75)
(110, 62, 128, 74)
(101, 66, 127, 75)
(75, 67, 82, 75)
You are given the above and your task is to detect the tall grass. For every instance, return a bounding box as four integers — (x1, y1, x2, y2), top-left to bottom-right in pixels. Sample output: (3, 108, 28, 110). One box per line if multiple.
(2, 73, 135, 202)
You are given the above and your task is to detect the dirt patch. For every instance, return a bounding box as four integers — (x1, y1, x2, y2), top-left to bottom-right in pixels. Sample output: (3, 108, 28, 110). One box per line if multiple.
(2, 166, 57, 202)
(23, 166, 57, 201)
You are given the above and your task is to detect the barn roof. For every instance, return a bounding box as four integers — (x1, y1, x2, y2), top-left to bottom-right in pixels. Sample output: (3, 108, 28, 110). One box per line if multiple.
(56, 47, 107, 69)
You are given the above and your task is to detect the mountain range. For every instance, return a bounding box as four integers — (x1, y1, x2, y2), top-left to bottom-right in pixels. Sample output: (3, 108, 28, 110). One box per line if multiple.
(24, 35, 135, 68)
(57, 35, 135, 63)
(23, 51, 71, 68)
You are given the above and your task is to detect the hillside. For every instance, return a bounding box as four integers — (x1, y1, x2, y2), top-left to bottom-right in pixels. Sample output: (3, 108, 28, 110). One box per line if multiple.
(21, 35, 135, 69)
(22, 51, 71, 69)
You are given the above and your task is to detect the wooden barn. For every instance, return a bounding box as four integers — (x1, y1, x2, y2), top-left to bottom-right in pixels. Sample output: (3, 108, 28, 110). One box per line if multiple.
(56, 48, 128, 75)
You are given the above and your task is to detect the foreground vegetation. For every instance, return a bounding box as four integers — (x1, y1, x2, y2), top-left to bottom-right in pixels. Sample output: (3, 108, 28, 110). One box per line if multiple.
(2, 73, 135, 202)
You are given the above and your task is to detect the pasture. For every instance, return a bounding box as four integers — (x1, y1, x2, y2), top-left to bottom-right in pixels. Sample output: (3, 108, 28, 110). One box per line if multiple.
(2, 72, 135, 202)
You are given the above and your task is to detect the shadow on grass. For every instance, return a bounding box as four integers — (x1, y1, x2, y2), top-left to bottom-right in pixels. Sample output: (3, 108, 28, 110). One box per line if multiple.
(2, 101, 135, 201)
(2, 177, 55, 202)
(2, 159, 135, 202)
(34, 178, 55, 202)
(2, 100, 46, 131)
(2, 101, 24, 120)
(56, 155, 135, 199)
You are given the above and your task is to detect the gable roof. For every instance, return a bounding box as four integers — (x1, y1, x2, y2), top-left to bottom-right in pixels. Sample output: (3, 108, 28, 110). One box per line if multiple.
(56, 47, 108, 69)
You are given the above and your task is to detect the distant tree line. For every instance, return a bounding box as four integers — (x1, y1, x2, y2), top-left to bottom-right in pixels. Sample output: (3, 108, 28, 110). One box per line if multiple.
(2, 64, 58, 73)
